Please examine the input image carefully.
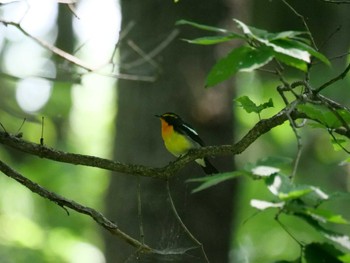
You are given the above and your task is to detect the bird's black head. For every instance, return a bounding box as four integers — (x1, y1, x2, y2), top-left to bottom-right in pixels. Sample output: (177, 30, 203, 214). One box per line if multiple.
(155, 112, 183, 126)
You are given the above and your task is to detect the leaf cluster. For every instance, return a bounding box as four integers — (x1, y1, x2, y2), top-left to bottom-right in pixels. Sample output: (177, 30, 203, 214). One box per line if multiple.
(177, 19, 330, 87)
(179, 14, 350, 263)
(188, 157, 350, 262)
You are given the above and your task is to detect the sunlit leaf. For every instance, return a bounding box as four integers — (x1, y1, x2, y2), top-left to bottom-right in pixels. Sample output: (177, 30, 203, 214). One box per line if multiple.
(272, 38, 330, 65)
(250, 199, 285, 210)
(265, 174, 293, 196)
(303, 208, 350, 224)
(295, 213, 350, 250)
(235, 96, 274, 114)
(278, 186, 314, 201)
(206, 46, 274, 87)
(252, 165, 280, 177)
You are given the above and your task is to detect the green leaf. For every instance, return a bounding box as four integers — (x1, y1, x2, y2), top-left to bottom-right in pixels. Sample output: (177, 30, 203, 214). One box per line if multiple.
(274, 52, 308, 71)
(234, 19, 308, 42)
(265, 174, 328, 202)
(298, 104, 350, 129)
(265, 173, 294, 196)
(272, 38, 330, 65)
(233, 19, 330, 70)
(278, 186, 314, 201)
(187, 171, 243, 193)
(176, 19, 229, 33)
(303, 208, 350, 224)
(206, 46, 274, 87)
(182, 34, 243, 45)
(234, 19, 269, 40)
(294, 213, 350, 250)
(235, 96, 274, 114)
(234, 19, 311, 63)
(304, 243, 350, 263)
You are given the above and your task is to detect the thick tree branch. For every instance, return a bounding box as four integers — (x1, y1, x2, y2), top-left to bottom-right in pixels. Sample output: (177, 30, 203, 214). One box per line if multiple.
(0, 97, 349, 181)
(0, 132, 168, 178)
(0, 106, 338, 179)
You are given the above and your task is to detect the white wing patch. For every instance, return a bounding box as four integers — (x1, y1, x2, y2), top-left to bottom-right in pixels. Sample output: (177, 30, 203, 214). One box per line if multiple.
(183, 124, 198, 135)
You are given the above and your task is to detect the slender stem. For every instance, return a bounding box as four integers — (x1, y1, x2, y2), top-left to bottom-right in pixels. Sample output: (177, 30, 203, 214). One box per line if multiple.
(0, 159, 152, 253)
(137, 176, 145, 243)
(315, 63, 350, 93)
(166, 180, 210, 263)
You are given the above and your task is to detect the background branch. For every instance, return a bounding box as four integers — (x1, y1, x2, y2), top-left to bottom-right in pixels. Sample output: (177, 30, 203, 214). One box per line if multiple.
(0, 159, 152, 253)
(0, 19, 155, 82)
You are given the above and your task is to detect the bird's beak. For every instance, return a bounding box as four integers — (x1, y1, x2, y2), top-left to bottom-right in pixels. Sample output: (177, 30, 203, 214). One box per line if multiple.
(155, 114, 161, 118)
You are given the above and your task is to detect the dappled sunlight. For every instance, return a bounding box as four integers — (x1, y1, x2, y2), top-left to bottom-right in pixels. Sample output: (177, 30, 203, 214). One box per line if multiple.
(0, 0, 121, 262)
(16, 77, 53, 113)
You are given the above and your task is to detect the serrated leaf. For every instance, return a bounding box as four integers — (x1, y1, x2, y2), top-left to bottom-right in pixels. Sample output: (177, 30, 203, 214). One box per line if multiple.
(332, 138, 347, 151)
(278, 186, 314, 201)
(304, 208, 350, 224)
(187, 171, 243, 193)
(265, 174, 293, 196)
(206, 46, 274, 87)
(235, 96, 274, 114)
(176, 19, 229, 33)
(297, 104, 350, 128)
(304, 243, 349, 263)
(250, 199, 285, 210)
(265, 174, 326, 202)
(294, 213, 350, 250)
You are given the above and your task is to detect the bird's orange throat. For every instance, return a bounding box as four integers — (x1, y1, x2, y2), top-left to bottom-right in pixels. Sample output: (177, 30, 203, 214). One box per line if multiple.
(160, 119, 173, 140)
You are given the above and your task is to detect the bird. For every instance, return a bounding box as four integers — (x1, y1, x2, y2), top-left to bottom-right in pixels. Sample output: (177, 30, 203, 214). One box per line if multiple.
(156, 112, 218, 175)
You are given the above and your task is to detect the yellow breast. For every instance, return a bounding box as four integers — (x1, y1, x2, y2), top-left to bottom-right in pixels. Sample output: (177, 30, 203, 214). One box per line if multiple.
(160, 119, 192, 156)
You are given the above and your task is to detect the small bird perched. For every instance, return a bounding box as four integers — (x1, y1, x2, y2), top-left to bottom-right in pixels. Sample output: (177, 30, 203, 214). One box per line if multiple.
(156, 112, 218, 175)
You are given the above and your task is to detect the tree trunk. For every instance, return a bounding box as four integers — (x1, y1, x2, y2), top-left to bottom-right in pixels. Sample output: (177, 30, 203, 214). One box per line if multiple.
(104, 0, 245, 262)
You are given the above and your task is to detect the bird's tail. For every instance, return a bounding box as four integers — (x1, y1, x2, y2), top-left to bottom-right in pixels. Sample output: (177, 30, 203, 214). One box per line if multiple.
(201, 158, 219, 175)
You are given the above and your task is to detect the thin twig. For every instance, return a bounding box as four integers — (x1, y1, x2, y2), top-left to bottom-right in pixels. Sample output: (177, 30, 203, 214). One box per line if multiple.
(137, 176, 145, 244)
(315, 63, 350, 93)
(0, 159, 152, 253)
(322, 0, 350, 3)
(328, 130, 350, 154)
(121, 29, 179, 70)
(275, 215, 304, 247)
(166, 180, 210, 263)
(282, 0, 318, 50)
(127, 40, 160, 70)
(0, 19, 155, 82)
